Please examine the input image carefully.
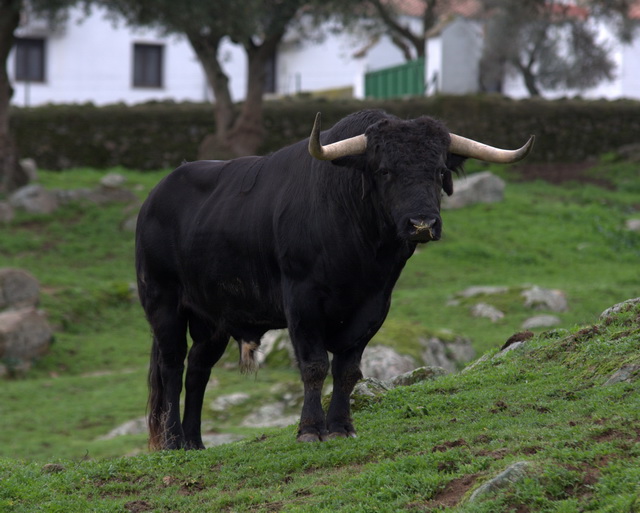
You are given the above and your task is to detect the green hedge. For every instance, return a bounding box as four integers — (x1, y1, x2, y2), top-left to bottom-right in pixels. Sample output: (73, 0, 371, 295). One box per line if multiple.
(10, 96, 640, 170)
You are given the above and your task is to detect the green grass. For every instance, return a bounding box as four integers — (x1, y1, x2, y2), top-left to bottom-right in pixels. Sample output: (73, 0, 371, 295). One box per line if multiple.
(0, 301, 638, 511)
(0, 160, 639, 510)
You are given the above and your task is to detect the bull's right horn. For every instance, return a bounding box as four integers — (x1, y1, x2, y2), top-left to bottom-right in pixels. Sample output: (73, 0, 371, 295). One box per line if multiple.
(308, 112, 367, 161)
(449, 133, 535, 163)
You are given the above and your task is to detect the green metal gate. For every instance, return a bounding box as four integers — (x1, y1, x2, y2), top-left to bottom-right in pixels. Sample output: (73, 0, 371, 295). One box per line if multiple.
(364, 58, 425, 99)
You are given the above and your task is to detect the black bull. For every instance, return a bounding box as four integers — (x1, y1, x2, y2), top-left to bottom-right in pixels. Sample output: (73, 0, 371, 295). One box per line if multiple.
(135, 109, 534, 448)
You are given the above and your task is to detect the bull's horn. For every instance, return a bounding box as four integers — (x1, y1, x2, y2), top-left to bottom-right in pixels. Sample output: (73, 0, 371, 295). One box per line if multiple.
(449, 133, 535, 163)
(308, 112, 367, 160)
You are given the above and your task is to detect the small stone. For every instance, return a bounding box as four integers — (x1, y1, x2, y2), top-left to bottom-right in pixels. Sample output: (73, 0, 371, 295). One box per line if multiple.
(522, 315, 561, 330)
(390, 366, 446, 387)
(9, 184, 58, 214)
(471, 303, 505, 322)
(600, 298, 640, 319)
(522, 286, 568, 312)
(603, 364, 640, 386)
(42, 463, 65, 474)
(457, 286, 509, 298)
(626, 219, 640, 232)
(468, 461, 532, 502)
(210, 392, 250, 412)
(100, 173, 126, 188)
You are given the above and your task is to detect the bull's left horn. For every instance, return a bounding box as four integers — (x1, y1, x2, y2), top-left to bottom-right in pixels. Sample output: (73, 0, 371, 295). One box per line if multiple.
(449, 133, 535, 164)
(308, 112, 368, 160)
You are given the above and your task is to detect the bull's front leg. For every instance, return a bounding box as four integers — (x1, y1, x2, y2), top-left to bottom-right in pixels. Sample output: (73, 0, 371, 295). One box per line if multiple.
(293, 341, 330, 442)
(325, 346, 365, 439)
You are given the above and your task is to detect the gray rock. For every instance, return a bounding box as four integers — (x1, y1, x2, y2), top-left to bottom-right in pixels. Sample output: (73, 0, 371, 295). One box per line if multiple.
(210, 392, 251, 412)
(603, 364, 640, 386)
(98, 417, 148, 440)
(0, 268, 40, 310)
(522, 315, 561, 330)
(0, 201, 14, 223)
(361, 345, 418, 381)
(600, 297, 640, 319)
(350, 377, 393, 410)
(100, 173, 126, 188)
(457, 286, 509, 298)
(420, 335, 475, 373)
(626, 218, 640, 232)
(259, 329, 296, 367)
(468, 461, 532, 502)
(202, 433, 245, 447)
(240, 403, 298, 428)
(19, 158, 38, 182)
(390, 366, 446, 387)
(9, 184, 58, 214)
(522, 286, 568, 312)
(471, 302, 505, 322)
(0, 307, 53, 363)
(442, 171, 506, 210)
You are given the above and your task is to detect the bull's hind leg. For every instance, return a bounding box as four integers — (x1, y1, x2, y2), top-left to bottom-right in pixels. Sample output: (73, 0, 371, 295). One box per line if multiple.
(146, 299, 189, 450)
(182, 314, 230, 450)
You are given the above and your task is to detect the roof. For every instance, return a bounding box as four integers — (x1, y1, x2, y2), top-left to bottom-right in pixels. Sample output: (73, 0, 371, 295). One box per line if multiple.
(393, 0, 640, 21)
(388, 0, 481, 19)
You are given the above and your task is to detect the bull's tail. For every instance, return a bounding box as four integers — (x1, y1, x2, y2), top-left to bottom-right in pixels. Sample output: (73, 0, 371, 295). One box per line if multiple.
(147, 337, 164, 450)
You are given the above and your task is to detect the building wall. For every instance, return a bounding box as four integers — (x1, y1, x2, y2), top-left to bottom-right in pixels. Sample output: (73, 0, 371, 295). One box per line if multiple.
(8, 6, 247, 106)
(440, 18, 483, 95)
(276, 18, 407, 99)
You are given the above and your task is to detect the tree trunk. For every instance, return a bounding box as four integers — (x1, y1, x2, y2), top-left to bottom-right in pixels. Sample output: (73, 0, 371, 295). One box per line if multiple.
(186, 31, 241, 160)
(224, 40, 272, 157)
(0, 0, 22, 193)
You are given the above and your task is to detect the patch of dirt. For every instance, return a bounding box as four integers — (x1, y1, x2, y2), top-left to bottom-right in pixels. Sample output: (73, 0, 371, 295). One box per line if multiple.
(124, 500, 153, 513)
(432, 438, 469, 452)
(513, 161, 614, 188)
(407, 474, 480, 511)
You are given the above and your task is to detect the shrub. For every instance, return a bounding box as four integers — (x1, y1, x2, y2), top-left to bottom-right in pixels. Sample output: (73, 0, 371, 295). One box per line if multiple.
(11, 96, 640, 170)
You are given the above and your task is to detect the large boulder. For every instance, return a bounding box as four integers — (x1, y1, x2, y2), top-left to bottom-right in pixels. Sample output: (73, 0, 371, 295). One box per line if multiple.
(360, 345, 418, 381)
(442, 171, 505, 210)
(9, 184, 58, 214)
(0, 268, 40, 310)
(0, 308, 53, 373)
(0, 269, 53, 376)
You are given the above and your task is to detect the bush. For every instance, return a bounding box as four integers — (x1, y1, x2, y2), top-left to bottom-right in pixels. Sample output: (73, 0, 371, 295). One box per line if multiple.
(11, 96, 640, 170)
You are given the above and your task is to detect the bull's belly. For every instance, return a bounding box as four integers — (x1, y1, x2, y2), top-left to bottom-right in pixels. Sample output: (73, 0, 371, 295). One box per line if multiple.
(182, 285, 287, 342)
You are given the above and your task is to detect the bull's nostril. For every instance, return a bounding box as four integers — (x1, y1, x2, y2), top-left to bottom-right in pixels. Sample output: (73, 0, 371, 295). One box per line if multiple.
(408, 217, 441, 241)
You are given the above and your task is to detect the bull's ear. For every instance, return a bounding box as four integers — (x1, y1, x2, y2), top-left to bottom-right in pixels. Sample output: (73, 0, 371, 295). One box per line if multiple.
(442, 169, 454, 196)
(446, 153, 467, 171)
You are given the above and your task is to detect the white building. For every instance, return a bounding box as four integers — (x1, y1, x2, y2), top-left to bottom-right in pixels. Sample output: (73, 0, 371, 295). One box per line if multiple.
(8, 3, 640, 107)
(8, 6, 403, 107)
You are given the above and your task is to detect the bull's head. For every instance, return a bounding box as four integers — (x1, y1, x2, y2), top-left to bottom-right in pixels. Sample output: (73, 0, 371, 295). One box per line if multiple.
(308, 112, 534, 243)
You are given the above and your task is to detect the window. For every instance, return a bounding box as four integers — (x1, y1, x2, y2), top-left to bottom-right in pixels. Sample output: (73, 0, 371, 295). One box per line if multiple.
(133, 43, 163, 88)
(15, 38, 45, 82)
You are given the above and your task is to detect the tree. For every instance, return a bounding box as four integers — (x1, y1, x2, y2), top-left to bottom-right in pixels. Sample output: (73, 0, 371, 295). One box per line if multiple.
(96, 0, 320, 159)
(0, 0, 80, 192)
(337, 0, 481, 62)
(479, 0, 638, 97)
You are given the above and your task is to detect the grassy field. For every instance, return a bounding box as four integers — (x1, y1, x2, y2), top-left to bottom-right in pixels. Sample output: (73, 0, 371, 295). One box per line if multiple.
(1, 300, 639, 512)
(0, 158, 639, 510)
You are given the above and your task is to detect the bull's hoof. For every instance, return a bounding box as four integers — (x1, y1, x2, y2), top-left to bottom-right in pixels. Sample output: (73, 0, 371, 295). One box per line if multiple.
(326, 431, 357, 440)
(297, 433, 323, 443)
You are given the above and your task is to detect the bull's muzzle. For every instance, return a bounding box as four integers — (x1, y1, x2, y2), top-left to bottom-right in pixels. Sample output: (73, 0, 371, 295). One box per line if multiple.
(409, 217, 441, 242)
